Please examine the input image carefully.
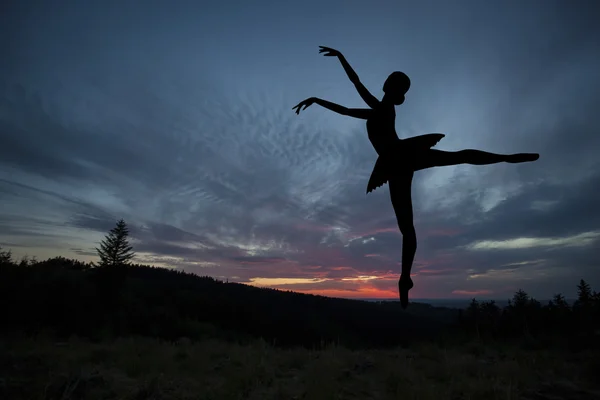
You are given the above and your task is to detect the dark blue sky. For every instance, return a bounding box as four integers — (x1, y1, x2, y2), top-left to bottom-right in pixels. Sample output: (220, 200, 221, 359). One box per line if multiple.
(2, 0, 600, 299)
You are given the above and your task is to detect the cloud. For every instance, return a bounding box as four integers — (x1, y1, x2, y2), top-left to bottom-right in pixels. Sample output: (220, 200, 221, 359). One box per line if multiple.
(466, 231, 600, 251)
(249, 277, 329, 286)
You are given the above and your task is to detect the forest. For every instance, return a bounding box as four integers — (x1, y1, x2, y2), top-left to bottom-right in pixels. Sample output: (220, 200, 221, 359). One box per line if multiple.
(1, 243, 598, 351)
(2, 221, 600, 399)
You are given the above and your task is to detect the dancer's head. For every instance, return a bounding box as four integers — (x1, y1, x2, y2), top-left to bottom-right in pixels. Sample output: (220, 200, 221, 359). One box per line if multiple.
(383, 71, 411, 105)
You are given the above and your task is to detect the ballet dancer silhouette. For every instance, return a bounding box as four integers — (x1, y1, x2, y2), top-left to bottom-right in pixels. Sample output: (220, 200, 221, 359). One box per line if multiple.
(293, 46, 539, 309)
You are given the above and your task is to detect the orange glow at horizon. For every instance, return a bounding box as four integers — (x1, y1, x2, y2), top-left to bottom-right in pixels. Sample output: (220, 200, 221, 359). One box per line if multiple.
(245, 274, 433, 299)
(294, 287, 399, 299)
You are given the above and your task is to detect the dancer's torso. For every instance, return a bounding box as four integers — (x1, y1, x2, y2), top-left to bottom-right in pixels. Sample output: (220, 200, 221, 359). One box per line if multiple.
(366, 105, 401, 157)
(366, 105, 441, 173)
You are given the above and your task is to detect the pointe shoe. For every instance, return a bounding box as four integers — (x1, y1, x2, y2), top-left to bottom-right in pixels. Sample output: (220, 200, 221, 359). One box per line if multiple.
(398, 276, 414, 309)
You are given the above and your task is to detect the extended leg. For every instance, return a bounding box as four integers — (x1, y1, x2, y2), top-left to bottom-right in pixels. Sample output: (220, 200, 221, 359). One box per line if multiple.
(389, 172, 416, 309)
(415, 149, 539, 170)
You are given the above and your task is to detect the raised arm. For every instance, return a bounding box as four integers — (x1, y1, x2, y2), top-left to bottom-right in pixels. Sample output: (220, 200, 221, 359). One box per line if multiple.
(292, 97, 372, 120)
(319, 46, 380, 109)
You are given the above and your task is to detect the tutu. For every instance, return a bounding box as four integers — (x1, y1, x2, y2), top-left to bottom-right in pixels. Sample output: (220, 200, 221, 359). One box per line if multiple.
(366, 133, 445, 194)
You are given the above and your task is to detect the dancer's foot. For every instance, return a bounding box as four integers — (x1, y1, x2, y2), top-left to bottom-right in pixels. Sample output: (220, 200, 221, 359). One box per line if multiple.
(507, 153, 539, 163)
(398, 276, 414, 309)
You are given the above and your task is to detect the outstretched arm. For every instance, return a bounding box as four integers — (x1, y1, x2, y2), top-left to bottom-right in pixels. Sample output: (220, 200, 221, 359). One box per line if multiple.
(319, 46, 380, 109)
(293, 97, 372, 120)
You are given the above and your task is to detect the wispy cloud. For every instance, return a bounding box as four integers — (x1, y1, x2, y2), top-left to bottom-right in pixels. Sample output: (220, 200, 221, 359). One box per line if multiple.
(466, 231, 600, 251)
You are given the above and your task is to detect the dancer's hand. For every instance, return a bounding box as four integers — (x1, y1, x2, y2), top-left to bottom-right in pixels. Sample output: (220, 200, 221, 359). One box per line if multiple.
(319, 46, 342, 57)
(292, 97, 317, 115)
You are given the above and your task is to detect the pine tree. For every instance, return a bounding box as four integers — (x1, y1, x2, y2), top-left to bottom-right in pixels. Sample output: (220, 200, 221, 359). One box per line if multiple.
(551, 293, 569, 309)
(512, 289, 530, 308)
(576, 279, 592, 306)
(465, 299, 480, 339)
(509, 289, 531, 334)
(96, 219, 135, 267)
(0, 246, 12, 264)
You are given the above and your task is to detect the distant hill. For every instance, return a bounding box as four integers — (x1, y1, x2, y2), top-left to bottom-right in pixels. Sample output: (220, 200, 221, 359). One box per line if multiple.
(0, 258, 458, 350)
(4, 256, 596, 351)
(360, 298, 578, 309)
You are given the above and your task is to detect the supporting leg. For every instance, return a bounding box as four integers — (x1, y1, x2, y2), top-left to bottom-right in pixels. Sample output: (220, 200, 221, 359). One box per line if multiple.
(389, 172, 416, 309)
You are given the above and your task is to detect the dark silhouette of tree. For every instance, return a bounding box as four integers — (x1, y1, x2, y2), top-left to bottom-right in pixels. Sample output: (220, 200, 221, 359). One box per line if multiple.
(464, 298, 481, 338)
(573, 279, 596, 337)
(504, 289, 535, 336)
(96, 219, 135, 267)
(576, 279, 592, 307)
(543, 293, 572, 337)
(0, 246, 12, 264)
(511, 289, 530, 308)
(550, 293, 569, 309)
(479, 300, 501, 337)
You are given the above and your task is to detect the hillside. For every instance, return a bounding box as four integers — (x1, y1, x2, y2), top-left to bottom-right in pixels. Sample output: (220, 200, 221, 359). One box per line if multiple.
(2, 255, 600, 399)
(0, 257, 455, 350)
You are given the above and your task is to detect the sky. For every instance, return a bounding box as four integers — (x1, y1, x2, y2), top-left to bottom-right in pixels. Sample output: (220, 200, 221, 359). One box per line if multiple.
(2, 0, 600, 300)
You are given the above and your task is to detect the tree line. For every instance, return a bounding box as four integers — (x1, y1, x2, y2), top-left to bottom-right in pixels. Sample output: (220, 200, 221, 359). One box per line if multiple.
(1, 219, 599, 350)
(457, 281, 600, 349)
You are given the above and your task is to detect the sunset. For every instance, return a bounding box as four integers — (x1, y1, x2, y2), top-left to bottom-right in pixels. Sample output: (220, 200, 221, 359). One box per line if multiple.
(2, 0, 599, 301)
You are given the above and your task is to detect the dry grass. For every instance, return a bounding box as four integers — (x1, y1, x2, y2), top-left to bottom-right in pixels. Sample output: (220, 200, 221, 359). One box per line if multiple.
(1, 336, 599, 400)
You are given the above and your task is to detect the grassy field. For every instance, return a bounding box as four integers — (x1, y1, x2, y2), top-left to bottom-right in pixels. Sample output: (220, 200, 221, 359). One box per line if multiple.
(2, 336, 599, 400)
